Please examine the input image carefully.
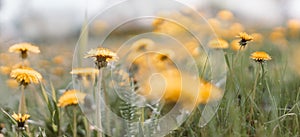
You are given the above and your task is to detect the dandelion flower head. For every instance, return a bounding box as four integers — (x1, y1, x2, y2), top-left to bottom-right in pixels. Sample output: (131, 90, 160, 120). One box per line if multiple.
(57, 89, 86, 107)
(85, 47, 118, 69)
(11, 113, 30, 128)
(236, 32, 253, 47)
(250, 51, 272, 63)
(9, 43, 40, 59)
(10, 67, 42, 87)
(131, 38, 154, 52)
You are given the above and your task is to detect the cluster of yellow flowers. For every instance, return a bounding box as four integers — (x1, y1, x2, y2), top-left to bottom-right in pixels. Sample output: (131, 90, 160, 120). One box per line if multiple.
(3, 42, 43, 130)
(0, 8, 280, 135)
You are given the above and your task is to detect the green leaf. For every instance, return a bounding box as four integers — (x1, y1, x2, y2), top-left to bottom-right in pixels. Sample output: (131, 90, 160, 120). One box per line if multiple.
(1, 108, 17, 125)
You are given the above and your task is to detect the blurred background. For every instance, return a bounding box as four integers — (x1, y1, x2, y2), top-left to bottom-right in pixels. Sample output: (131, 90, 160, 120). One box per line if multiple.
(0, 0, 300, 90)
(0, 0, 299, 43)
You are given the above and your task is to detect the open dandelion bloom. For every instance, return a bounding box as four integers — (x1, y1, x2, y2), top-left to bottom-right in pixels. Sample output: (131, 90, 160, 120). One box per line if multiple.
(231, 39, 246, 51)
(138, 68, 194, 103)
(10, 67, 42, 87)
(197, 80, 223, 104)
(131, 38, 155, 52)
(208, 38, 229, 49)
(154, 50, 174, 62)
(236, 32, 253, 47)
(152, 50, 175, 70)
(129, 50, 176, 80)
(250, 51, 272, 63)
(11, 113, 30, 129)
(85, 47, 118, 69)
(9, 43, 40, 59)
(57, 89, 86, 107)
(139, 68, 223, 106)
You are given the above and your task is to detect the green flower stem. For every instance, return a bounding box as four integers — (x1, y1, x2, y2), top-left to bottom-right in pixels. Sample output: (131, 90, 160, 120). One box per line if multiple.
(248, 63, 263, 135)
(252, 65, 260, 101)
(83, 117, 91, 137)
(19, 86, 27, 114)
(96, 69, 103, 137)
(73, 109, 77, 137)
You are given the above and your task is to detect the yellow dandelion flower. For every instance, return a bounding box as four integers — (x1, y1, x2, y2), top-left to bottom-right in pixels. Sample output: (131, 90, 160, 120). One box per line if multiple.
(11, 113, 30, 129)
(230, 39, 246, 51)
(152, 49, 175, 71)
(236, 32, 253, 47)
(250, 51, 272, 63)
(85, 47, 118, 69)
(208, 38, 229, 49)
(197, 80, 223, 104)
(57, 89, 86, 107)
(154, 49, 174, 62)
(138, 68, 186, 103)
(217, 10, 234, 21)
(9, 43, 40, 59)
(10, 67, 42, 87)
(131, 38, 155, 52)
(138, 68, 223, 106)
(126, 39, 155, 65)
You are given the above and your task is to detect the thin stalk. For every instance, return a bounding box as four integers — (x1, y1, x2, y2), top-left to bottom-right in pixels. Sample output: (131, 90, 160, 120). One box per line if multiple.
(58, 108, 62, 136)
(83, 117, 91, 137)
(233, 46, 243, 64)
(96, 69, 103, 137)
(19, 86, 27, 114)
(102, 77, 112, 136)
(248, 64, 260, 135)
(260, 62, 265, 80)
(73, 109, 77, 137)
(252, 65, 260, 101)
